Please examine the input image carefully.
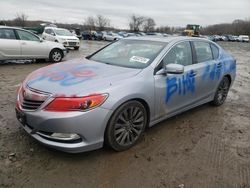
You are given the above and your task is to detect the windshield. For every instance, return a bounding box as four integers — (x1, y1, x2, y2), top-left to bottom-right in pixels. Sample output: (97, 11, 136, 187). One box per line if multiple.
(54, 29, 73, 36)
(89, 40, 166, 69)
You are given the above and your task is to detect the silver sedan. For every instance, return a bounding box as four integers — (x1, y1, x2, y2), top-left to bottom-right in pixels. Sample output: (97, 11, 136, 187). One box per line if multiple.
(16, 36, 236, 153)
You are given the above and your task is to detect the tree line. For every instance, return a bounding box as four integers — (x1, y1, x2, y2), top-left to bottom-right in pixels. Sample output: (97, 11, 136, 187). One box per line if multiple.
(1, 12, 249, 36)
(201, 19, 250, 36)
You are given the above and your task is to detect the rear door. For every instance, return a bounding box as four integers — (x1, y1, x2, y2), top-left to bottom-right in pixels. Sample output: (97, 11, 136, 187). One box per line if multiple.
(0, 28, 21, 59)
(192, 41, 218, 99)
(15, 29, 48, 58)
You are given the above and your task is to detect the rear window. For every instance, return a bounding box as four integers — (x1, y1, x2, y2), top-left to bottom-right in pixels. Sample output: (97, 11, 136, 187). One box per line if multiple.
(0, 28, 16, 40)
(210, 43, 219, 59)
(193, 41, 213, 63)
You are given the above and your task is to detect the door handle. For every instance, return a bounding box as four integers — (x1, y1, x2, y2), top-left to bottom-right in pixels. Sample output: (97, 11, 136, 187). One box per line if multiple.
(189, 71, 197, 77)
(217, 62, 222, 68)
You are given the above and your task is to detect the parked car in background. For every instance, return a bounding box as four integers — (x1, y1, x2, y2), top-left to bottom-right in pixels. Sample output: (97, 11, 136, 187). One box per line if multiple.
(225, 35, 236, 42)
(238, 35, 249, 42)
(222, 35, 228, 41)
(70, 28, 82, 39)
(126, 33, 137, 37)
(135, 32, 146, 36)
(82, 31, 92, 40)
(103, 32, 123, 41)
(118, 31, 128, 38)
(0, 26, 67, 62)
(203, 35, 216, 42)
(16, 36, 236, 153)
(92, 31, 103, 40)
(42, 27, 80, 50)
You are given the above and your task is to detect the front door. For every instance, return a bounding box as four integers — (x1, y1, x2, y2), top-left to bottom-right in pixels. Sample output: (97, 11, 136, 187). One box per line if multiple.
(15, 29, 48, 58)
(154, 41, 204, 119)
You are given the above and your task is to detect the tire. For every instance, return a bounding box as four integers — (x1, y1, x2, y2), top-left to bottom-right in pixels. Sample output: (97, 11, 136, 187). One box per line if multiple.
(74, 46, 79, 50)
(49, 49, 63, 63)
(105, 101, 147, 151)
(211, 76, 230, 106)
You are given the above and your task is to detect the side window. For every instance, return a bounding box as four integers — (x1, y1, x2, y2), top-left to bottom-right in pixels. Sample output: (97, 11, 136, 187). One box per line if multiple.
(0, 29, 16, 40)
(49, 29, 55, 35)
(162, 41, 193, 66)
(16, 30, 40, 41)
(45, 29, 50, 34)
(193, 41, 213, 63)
(210, 43, 219, 59)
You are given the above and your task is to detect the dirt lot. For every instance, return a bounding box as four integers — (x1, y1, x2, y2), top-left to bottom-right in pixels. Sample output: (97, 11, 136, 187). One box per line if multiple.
(0, 41, 250, 188)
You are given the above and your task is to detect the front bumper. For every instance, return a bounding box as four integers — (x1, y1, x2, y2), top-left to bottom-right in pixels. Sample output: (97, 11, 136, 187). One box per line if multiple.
(62, 41, 80, 48)
(16, 107, 113, 153)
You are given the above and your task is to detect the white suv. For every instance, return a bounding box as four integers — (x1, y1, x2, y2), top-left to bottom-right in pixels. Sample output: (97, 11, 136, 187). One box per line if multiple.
(238, 35, 249, 42)
(42, 27, 80, 50)
(0, 26, 67, 62)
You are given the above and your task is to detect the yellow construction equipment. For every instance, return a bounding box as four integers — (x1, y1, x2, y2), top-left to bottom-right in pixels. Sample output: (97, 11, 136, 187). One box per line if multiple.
(183, 24, 200, 37)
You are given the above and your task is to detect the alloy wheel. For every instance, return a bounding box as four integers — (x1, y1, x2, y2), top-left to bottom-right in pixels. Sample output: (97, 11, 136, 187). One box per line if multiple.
(114, 106, 145, 147)
(52, 51, 62, 62)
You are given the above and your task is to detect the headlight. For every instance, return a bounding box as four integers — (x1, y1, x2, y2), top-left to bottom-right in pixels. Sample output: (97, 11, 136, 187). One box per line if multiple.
(44, 94, 108, 112)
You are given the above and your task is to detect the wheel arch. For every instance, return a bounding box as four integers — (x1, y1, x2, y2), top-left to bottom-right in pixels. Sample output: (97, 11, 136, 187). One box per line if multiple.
(224, 74, 232, 86)
(103, 97, 151, 149)
(50, 48, 64, 58)
(105, 97, 151, 129)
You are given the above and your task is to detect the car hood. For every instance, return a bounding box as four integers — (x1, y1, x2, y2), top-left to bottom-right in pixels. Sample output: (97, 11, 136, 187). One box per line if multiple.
(24, 58, 141, 96)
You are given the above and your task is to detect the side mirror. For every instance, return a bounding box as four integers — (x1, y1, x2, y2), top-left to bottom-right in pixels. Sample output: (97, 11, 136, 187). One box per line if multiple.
(165, 64, 184, 74)
(39, 38, 43, 42)
(51, 33, 55, 36)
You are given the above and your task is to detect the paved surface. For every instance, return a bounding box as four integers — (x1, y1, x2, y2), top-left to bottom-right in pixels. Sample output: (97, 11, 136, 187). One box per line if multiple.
(0, 41, 250, 188)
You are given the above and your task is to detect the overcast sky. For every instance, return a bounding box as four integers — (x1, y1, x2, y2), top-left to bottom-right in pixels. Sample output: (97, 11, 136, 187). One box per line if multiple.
(0, 0, 250, 29)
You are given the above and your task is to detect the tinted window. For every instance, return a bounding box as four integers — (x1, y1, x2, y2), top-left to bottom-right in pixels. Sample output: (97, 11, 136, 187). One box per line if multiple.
(210, 43, 219, 59)
(0, 29, 16, 40)
(45, 29, 51, 34)
(163, 41, 193, 66)
(16, 30, 40, 41)
(194, 41, 213, 63)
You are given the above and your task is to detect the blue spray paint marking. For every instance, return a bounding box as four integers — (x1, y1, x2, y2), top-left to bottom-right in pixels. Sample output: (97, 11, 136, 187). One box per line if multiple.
(28, 65, 98, 86)
(166, 70, 196, 103)
(166, 57, 236, 103)
(202, 60, 236, 81)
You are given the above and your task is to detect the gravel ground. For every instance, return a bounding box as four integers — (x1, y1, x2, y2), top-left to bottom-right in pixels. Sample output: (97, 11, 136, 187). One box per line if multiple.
(0, 41, 250, 188)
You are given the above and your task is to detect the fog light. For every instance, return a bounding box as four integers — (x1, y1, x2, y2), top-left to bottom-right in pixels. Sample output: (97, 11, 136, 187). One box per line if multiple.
(51, 133, 80, 141)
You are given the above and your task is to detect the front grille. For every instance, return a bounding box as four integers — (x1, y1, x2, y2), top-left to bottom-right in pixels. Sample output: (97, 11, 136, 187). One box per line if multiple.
(68, 42, 77, 46)
(21, 99, 44, 110)
(18, 87, 49, 111)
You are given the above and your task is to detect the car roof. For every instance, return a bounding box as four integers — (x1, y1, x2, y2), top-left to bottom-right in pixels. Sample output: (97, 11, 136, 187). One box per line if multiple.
(44, 27, 67, 30)
(0, 26, 37, 34)
(0, 26, 25, 30)
(124, 36, 211, 44)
